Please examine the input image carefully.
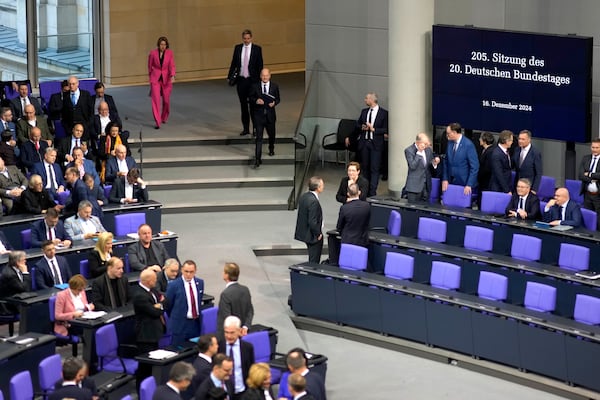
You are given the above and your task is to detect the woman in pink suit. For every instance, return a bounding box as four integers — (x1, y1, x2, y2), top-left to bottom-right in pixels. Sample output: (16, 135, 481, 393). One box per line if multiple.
(54, 274, 94, 336)
(148, 36, 176, 129)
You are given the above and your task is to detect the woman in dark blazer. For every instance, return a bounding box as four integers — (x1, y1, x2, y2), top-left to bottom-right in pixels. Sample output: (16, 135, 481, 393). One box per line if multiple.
(87, 232, 113, 278)
(242, 363, 275, 400)
(148, 36, 176, 129)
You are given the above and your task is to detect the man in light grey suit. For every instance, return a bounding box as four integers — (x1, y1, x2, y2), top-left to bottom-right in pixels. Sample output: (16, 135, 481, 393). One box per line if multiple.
(404, 133, 439, 203)
(64, 200, 106, 240)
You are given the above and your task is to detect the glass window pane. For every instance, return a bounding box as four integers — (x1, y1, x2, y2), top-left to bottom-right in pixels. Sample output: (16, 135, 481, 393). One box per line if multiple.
(0, 0, 28, 81)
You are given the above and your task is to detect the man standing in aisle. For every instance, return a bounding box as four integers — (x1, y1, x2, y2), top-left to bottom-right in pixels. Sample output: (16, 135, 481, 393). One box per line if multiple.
(228, 29, 263, 137)
(216, 262, 254, 339)
(404, 133, 437, 203)
(579, 138, 600, 230)
(295, 177, 324, 264)
(513, 129, 542, 194)
(250, 68, 280, 168)
(442, 122, 479, 196)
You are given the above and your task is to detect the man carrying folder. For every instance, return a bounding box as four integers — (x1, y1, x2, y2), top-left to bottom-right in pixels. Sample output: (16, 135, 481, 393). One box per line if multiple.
(250, 68, 280, 168)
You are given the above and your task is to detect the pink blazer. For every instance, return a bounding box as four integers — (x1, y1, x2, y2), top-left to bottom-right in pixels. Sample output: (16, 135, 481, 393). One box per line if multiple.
(148, 48, 176, 84)
(54, 288, 90, 336)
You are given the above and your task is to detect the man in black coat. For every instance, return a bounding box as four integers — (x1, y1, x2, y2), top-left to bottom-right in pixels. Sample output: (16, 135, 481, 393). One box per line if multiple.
(505, 178, 541, 221)
(134, 268, 167, 389)
(194, 353, 234, 400)
(336, 183, 370, 247)
(513, 129, 543, 193)
(294, 177, 324, 264)
(579, 138, 600, 230)
(153, 361, 196, 400)
(218, 316, 255, 399)
(284, 348, 326, 400)
(249, 68, 280, 167)
(156, 258, 180, 294)
(228, 29, 263, 136)
(0, 251, 31, 313)
(62, 76, 93, 134)
(216, 262, 254, 339)
(90, 257, 130, 311)
(488, 130, 513, 194)
(49, 357, 93, 400)
(186, 334, 218, 400)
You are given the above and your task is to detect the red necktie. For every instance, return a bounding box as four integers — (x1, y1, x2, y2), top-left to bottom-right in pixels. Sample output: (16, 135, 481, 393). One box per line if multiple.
(188, 281, 198, 318)
(48, 227, 53, 240)
(35, 141, 39, 151)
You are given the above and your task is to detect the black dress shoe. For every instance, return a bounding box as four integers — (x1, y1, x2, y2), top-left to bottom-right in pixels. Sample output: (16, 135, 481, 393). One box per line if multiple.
(240, 131, 250, 136)
(268, 151, 275, 156)
(154, 125, 160, 130)
(252, 161, 260, 169)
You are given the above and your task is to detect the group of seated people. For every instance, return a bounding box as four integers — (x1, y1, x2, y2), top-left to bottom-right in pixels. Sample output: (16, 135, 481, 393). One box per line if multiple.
(0, 76, 146, 216)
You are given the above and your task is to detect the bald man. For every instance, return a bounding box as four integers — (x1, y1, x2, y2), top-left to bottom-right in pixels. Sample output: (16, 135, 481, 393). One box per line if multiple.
(16, 103, 52, 146)
(61, 75, 93, 134)
(543, 187, 583, 228)
(404, 133, 439, 203)
(20, 126, 49, 171)
(249, 68, 280, 168)
(105, 144, 137, 183)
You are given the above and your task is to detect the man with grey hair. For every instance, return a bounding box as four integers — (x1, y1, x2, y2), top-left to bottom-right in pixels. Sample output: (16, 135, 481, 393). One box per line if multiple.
(153, 361, 196, 400)
(218, 316, 255, 399)
(0, 251, 31, 313)
(64, 200, 106, 240)
(157, 258, 180, 293)
(404, 133, 437, 203)
(0, 154, 27, 213)
(295, 176, 324, 263)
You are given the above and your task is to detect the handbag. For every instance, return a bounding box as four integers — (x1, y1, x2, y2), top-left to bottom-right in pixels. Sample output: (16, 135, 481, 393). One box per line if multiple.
(228, 68, 239, 86)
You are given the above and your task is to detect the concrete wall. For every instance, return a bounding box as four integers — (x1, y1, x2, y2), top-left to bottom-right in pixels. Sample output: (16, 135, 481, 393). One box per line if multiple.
(102, 0, 305, 85)
(306, 0, 600, 183)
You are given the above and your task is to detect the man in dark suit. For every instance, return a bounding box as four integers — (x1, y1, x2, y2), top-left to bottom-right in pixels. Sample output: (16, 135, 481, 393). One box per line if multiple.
(229, 29, 263, 136)
(287, 374, 316, 400)
(218, 316, 255, 399)
(0, 155, 27, 213)
(336, 183, 370, 247)
(513, 129, 543, 193)
(216, 263, 254, 339)
(90, 256, 130, 311)
(16, 104, 53, 146)
(128, 224, 170, 272)
(194, 353, 234, 400)
(10, 82, 43, 121)
(35, 241, 72, 290)
(489, 130, 514, 193)
(153, 361, 196, 400)
(64, 166, 100, 216)
(543, 187, 583, 228)
(134, 268, 167, 388)
(280, 348, 326, 400)
(93, 100, 122, 140)
(477, 132, 495, 205)
(335, 161, 369, 204)
(105, 144, 137, 183)
(0, 251, 31, 313)
(20, 126, 49, 171)
(57, 123, 94, 166)
(49, 357, 93, 400)
(48, 80, 69, 121)
(156, 258, 180, 294)
(0, 107, 18, 158)
(294, 176, 324, 264)
(93, 82, 120, 119)
(62, 76, 93, 134)
(109, 168, 148, 204)
(249, 68, 280, 167)
(404, 133, 438, 202)
(442, 122, 479, 196)
(579, 138, 600, 230)
(165, 260, 205, 346)
(31, 208, 72, 248)
(505, 178, 541, 221)
(187, 334, 219, 400)
(31, 147, 66, 197)
(354, 93, 388, 197)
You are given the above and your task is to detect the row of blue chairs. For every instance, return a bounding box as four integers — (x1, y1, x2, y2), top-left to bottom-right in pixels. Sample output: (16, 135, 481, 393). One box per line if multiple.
(338, 243, 600, 326)
(378, 212, 591, 272)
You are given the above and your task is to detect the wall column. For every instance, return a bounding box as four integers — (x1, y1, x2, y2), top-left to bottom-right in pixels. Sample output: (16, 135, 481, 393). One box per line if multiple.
(388, 0, 434, 196)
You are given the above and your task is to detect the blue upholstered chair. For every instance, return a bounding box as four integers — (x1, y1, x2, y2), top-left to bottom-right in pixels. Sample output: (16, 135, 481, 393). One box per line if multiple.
(580, 208, 597, 231)
(39, 354, 62, 399)
(139, 376, 156, 400)
(524, 281, 557, 313)
(430, 261, 461, 290)
(441, 184, 472, 208)
(463, 225, 494, 252)
(201, 306, 218, 335)
(536, 175, 556, 202)
(558, 243, 589, 272)
(510, 234, 542, 262)
(338, 243, 368, 271)
(10, 370, 33, 400)
(573, 294, 600, 325)
(95, 323, 138, 374)
(477, 271, 508, 301)
(480, 191, 511, 215)
(383, 252, 414, 280)
(49, 296, 80, 356)
(417, 217, 447, 243)
(114, 212, 146, 237)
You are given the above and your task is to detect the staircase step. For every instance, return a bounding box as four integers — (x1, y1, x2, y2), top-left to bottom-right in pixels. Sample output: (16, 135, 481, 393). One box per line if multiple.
(153, 187, 292, 213)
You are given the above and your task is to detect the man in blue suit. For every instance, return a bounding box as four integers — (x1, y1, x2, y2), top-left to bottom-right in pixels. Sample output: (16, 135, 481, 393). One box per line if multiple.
(442, 122, 479, 196)
(165, 260, 205, 346)
(64, 166, 101, 217)
(31, 147, 66, 197)
(105, 144, 137, 184)
(543, 187, 583, 228)
(31, 208, 72, 248)
(489, 130, 514, 193)
(35, 240, 72, 290)
(513, 129, 543, 193)
(354, 93, 388, 197)
(0, 107, 19, 158)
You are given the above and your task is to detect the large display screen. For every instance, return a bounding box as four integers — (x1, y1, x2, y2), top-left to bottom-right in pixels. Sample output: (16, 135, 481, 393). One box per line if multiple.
(432, 25, 593, 143)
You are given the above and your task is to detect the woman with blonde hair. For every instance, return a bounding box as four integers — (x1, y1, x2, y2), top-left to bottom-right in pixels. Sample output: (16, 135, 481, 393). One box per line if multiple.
(54, 274, 94, 336)
(87, 231, 113, 278)
(242, 362, 274, 400)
